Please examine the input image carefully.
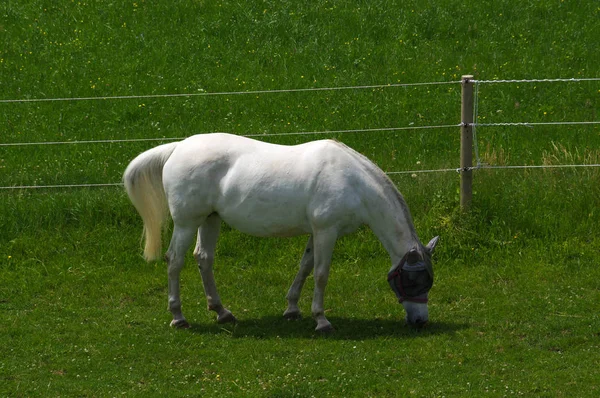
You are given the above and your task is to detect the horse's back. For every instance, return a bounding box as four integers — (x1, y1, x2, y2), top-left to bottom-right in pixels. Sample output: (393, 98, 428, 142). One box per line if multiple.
(163, 134, 370, 236)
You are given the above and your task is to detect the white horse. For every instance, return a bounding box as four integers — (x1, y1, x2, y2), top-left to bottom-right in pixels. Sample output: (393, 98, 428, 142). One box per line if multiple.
(123, 133, 438, 332)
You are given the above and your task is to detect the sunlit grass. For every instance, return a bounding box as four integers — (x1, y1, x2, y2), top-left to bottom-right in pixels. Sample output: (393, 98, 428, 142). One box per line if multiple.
(1, 0, 599, 396)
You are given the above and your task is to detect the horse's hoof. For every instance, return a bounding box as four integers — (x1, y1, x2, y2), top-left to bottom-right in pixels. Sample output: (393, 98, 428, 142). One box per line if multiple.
(170, 319, 190, 329)
(283, 310, 302, 321)
(217, 311, 237, 324)
(315, 322, 335, 333)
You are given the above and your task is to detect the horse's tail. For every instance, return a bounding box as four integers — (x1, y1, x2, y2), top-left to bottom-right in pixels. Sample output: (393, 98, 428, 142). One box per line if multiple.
(123, 142, 179, 262)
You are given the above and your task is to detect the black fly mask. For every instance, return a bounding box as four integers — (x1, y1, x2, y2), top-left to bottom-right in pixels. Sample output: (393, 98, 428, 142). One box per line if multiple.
(387, 248, 434, 303)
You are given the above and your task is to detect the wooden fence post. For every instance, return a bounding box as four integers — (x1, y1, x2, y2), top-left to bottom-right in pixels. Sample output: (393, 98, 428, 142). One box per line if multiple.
(460, 75, 474, 210)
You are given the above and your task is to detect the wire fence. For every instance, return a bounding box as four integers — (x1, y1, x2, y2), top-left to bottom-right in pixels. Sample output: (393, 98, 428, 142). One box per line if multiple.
(0, 124, 460, 147)
(469, 77, 599, 171)
(1, 77, 599, 190)
(0, 81, 457, 104)
(474, 78, 600, 84)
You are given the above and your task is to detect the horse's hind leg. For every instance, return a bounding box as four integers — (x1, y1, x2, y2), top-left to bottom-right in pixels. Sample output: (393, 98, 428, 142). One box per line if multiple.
(193, 213, 236, 324)
(284, 236, 314, 320)
(165, 224, 197, 329)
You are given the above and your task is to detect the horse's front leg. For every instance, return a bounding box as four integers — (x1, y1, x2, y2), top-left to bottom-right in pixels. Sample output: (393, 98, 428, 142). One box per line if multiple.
(165, 225, 197, 329)
(311, 229, 337, 332)
(283, 236, 314, 320)
(194, 214, 236, 324)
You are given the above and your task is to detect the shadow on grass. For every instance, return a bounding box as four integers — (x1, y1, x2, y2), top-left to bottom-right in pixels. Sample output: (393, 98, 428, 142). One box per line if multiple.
(187, 315, 468, 340)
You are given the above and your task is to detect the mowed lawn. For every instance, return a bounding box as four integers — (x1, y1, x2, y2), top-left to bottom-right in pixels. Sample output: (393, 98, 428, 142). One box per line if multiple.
(1, 0, 599, 396)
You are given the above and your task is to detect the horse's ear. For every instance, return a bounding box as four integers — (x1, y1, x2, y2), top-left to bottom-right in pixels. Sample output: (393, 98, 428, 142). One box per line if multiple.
(425, 236, 440, 254)
(406, 249, 421, 264)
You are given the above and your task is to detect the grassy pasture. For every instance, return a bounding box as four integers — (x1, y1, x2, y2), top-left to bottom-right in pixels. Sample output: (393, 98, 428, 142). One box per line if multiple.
(1, 0, 600, 396)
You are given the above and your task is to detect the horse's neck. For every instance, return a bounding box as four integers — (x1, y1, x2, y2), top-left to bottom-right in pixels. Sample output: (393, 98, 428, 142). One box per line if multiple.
(335, 142, 420, 268)
(365, 181, 419, 269)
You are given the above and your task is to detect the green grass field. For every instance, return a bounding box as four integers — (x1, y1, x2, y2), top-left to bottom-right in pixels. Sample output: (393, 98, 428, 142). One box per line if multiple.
(2, 0, 600, 396)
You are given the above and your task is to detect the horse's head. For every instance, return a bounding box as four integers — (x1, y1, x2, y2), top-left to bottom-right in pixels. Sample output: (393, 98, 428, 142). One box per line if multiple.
(388, 236, 439, 326)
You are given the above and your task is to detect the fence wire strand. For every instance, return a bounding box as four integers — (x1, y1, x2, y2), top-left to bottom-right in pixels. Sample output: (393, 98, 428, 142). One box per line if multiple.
(470, 164, 600, 171)
(474, 77, 600, 84)
(0, 183, 123, 190)
(0, 124, 460, 147)
(4, 162, 600, 190)
(0, 81, 459, 104)
(0, 169, 459, 190)
(5, 120, 594, 148)
(474, 121, 600, 128)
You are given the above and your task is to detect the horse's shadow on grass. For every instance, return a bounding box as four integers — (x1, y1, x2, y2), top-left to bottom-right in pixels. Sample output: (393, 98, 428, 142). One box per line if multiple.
(187, 315, 468, 340)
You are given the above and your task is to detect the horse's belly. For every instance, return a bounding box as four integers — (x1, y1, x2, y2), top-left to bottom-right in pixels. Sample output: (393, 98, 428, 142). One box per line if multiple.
(218, 203, 311, 237)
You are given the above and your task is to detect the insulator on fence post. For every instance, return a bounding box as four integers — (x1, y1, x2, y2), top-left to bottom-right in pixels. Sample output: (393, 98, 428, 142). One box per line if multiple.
(460, 75, 474, 210)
